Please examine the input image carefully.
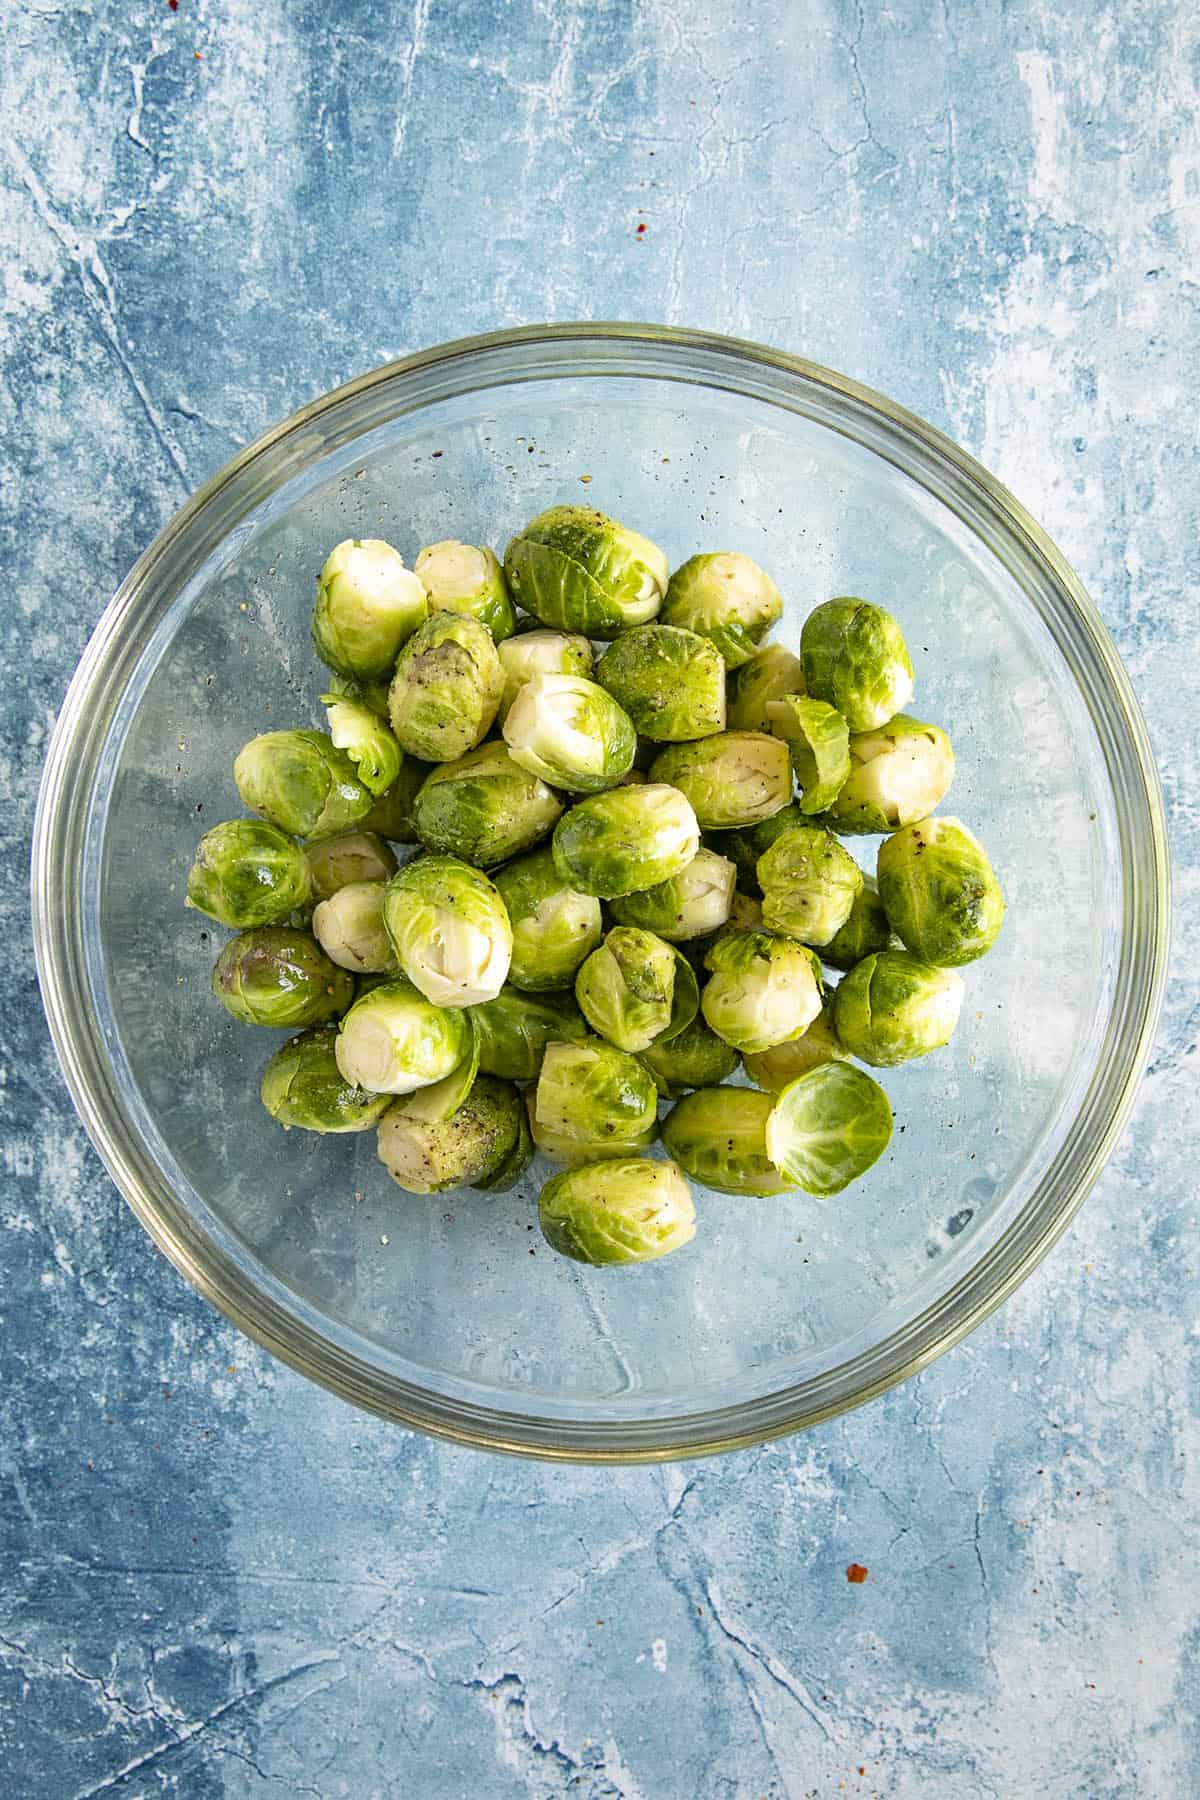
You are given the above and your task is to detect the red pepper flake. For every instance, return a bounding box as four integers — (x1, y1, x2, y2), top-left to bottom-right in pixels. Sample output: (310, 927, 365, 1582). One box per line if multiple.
(168, 0, 178, 9)
(636, 222, 647, 237)
(846, 1562, 868, 1584)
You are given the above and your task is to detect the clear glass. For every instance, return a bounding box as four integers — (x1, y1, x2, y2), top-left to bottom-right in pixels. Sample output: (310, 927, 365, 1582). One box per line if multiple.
(32, 326, 1168, 1460)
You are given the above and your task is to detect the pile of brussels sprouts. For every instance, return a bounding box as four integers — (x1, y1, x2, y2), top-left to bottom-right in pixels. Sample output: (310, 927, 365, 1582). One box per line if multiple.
(187, 506, 1004, 1269)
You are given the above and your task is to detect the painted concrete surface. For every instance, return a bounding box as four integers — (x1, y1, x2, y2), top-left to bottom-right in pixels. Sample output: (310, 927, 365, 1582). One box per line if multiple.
(2, 1, 1196, 1794)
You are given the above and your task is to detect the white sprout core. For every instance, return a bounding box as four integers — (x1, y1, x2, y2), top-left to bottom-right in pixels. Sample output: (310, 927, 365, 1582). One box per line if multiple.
(504, 674, 607, 778)
(405, 911, 510, 1007)
(415, 540, 490, 602)
(312, 881, 394, 973)
(326, 539, 427, 620)
(847, 727, 953, 823)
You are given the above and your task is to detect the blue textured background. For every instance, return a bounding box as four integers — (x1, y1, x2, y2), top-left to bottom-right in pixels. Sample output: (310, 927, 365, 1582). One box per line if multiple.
(3, 2, 1196, 1794)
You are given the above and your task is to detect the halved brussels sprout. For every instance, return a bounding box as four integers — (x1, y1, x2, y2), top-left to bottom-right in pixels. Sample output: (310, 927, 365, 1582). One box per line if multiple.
(334, 976, 474, 1094)
(819, 715, 955, 835)
(800, 598, 914, 733)
(660, 552, 783, 667)
(538, 1157, 696, 1265)
(649, 732, 792, 830)
(387, 611, 504, 761)
(260, 1026, 392, 1133)
(574, 928, 696, 1055)
(504, 506, 668, 638)
(503, 672, 636, 793)
(742, 996, 846, 1092)
(638, 1013, 739, 1098)
(496, 627, 594, 721)
(312, 879, 396, 973)
(876, 817, 1005, 967)
(412, 743, 564, 867)
(766, 695, 850, 814)
(534, 1037, 659, 1146)
(377, 1074, 526, 1193)
(833, 950, 964, 1066)
(383, 856, 512, 1007)
(757, 824, 864, 946)
(608, 847, 736, 942)
(764, 1062, 893, 1195)
(322, 670, 393, 721)
(595, 624, 726, 742)
(234, 730, 373, 840)
(661, 1086, 793, 1196)
(320, 692, 403, 797)
(821, 875, 892, 971)
(305, 829, 398, 901)
(212, 927, 355, 1028)
(414, 540, 516, 641)
(726, 643, 806, 731)
(187, 819, 311, 928)
(700, 928, 823, 1055)
(551, 783, 700, 899)
(492, 846, 602, 992)
(358, 758, 430, 843)
(312, 538, 429, 680)
(471, 987, 588, 1082)
(525, 1090, 658, 1166)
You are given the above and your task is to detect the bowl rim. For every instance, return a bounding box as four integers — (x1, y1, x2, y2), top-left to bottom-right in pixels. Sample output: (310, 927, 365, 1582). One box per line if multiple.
(32, 321, 1170, 1461)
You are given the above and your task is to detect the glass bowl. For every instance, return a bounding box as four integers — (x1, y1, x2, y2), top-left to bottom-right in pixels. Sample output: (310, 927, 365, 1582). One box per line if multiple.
(32, 325, 1168, 1461)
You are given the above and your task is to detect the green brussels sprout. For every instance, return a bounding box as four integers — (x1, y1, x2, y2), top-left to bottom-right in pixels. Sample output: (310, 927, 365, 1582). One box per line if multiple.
(574, 928, 696, 1055)
(638, 1013, 739, 1098)
(212, 927, 355, 1028)
(234, 730, 373, 840)
(660, 552, 783, 668)
(492, 847, 603, 992)
(800, 598, 914, 733)
(594, 624, 726, 742)
(334, 976, 474, 1094)
(383, 856, 512, 1007)
(766, 695, 850, 814)
(700, 928, 823, 1054)
(312, 538, 428, 680)
(661, 1086, 793, 1196)
(387, 611, 504, 761)
(608, 847, 736, 942)
(471, 986, 588, 1082)
(496, 627, 594, 721)
(821, 875, 892, 971)
(502, 672, 637, 793)
(649, 732, 792, 830)
(504, 505, 668, 638)
(757, 824, 864, 946)
(312, 879, 397, 973)
(742, 996, 846, 1092)
(320, 692, 403, 797)
(727, 643, 806, 731)
(525, 1090, 659, 1166)
(764, 1062, 893, 1196)
(534, 1037, 659, 1147)
(551, 783, 700, 899)
(322, 670, 393, 721)
(377, 1074, 526, 1193)
(412, 743, 564, 866)
(819, 715, 956, 835)
(833, 950, 964, 1066)
(358, 758, 430, 843)
(473, 1089, 535, 1191)
(391, 1009, 480, 1121)
(187, 819, 311, 928)
(260, 1025, 392, 1133)
(305, 829, 398, 901)
(538, 1157, 695, 1265)
(414, 540, 516, 641)
(876, 817, 1004, 966)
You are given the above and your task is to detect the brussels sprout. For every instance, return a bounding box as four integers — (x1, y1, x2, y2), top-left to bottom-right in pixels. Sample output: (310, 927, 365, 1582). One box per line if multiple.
(392, 1010, 480, 1122)
(412, 743, 564, 866)
(322, 670, 393, 721)
(387, 611, 504, 761)
(595, 624, 726, 742)
(473, 1090, 535, 1191)
(727, 642, 806, 731)
(649, 732, 792, 830)
(757, 824, 864, 946)
(212, 927, 355, 1028)
(312, 880, 396, 974)
(471, 987, 588, 1081)
(320, 692, 402, 797)
(358, 758, 430, 843)
(504, 506, 668, 638)
(819, 715, 955, 835)
(742, 997, 846, 1092)
(414, 540, 516, 641)
(534, 1037, 659, 1146)
(334, 976, 474, 1094)
(661, 1086, 793, 1196)
(503, 673, 636, 793)
(525, 1090, 659, 1166)
(305, 829, 398, 901)
(702, 826, 762, 895)
(492, 847, 602, 992)
(551, 783, 699, 899)
(700, 928, 823, 1054)
(660, 552, 783, 668)
(821, 875, 892, 971)
(260, 1025, 392, 1133)
(538, 1157, 695, 1265)
(312, 538, 429, 681)
(725, 890, 763, 932)
(382, 856, 512, 1007)
(833, 950, 963, 1066)
(800, 598, 914, 733)
(608, 847, 736, 942)
(638, 1013, 739, 1098)
(234, 730, 373, 840)
(377, 1074, 526, 1193)
(876, 817, 1004, 967)
(496, 627, 594, 721)
(187, 819, 311, 928)
(766, 695, 850, 814)
(764, 1062, 893, 1196)
(574, 927, 696, 1055)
